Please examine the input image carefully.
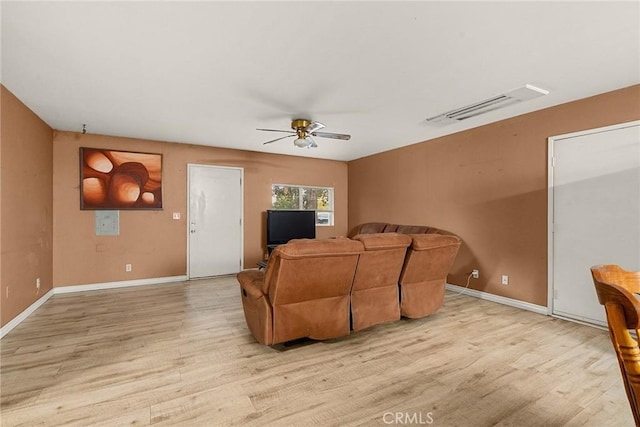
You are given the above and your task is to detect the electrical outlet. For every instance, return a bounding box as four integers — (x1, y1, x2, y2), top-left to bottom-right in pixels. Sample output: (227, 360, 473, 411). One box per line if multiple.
(36, 277, 41, 290)
(502, 275, 509, 285)
(472, 269, 479, 279)
(125, 264, 132, 272)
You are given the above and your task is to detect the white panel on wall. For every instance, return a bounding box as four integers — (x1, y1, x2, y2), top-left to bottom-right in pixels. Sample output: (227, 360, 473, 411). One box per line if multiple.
(95, 210, 119, 236)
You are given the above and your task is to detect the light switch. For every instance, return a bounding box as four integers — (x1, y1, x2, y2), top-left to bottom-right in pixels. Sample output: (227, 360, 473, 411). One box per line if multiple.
(172, 212, 181, 220)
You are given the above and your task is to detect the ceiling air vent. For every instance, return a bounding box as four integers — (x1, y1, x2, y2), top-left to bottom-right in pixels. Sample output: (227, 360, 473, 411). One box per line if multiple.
(426, 84, 549, 126)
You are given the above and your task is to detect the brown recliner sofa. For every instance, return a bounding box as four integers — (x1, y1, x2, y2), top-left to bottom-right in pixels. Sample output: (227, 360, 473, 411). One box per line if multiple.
(349, 222, 461, 318)
(237, 224, 460, 345)
(237, 237, 363, 345)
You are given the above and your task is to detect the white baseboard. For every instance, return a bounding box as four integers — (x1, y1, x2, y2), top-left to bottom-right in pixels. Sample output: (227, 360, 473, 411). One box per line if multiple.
(445, 283, 548, 316)
(54, 275, 188, 294)
(1, 275, 188, 339)
(0, 288, 54, 339)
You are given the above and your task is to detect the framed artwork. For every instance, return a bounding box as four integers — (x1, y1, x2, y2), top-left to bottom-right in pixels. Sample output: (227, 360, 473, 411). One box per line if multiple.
(80, 147, 163, 210)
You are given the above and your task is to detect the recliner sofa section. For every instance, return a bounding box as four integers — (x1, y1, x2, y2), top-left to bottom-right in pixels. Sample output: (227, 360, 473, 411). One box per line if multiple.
(237, 237, 363, 345)
(349, 233, 412, 331)
(399, 234, 461, 318)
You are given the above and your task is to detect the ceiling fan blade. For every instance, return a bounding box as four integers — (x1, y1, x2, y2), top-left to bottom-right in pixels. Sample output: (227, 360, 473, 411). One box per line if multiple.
(257, 128, 296, 134)
(308, 137, 318, 148)
(263, 134, 295, 145)
(305, 121, 325, 134)
(312, 131, 351, 141)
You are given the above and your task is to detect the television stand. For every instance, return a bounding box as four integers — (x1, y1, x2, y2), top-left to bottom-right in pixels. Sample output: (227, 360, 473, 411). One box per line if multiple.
(257, 244, 285, 270)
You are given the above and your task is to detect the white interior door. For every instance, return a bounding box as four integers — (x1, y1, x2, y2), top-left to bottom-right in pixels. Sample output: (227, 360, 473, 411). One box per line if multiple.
(188, 165, 243, 278)
(550, 122, 640, 326)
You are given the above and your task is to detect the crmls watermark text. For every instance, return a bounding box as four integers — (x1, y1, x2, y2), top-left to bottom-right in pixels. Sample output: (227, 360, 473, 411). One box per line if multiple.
(383, 411, 434, 425)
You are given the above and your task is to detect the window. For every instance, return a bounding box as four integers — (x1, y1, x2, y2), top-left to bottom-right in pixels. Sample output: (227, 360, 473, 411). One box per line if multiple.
(271, 184, 334, 226)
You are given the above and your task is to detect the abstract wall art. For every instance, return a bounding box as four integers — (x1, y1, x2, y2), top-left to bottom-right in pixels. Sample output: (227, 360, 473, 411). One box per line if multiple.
(80, 147, 163, 210)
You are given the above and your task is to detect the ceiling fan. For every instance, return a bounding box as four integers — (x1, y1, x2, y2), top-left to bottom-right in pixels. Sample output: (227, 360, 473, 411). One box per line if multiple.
(258, 119, 351, 148)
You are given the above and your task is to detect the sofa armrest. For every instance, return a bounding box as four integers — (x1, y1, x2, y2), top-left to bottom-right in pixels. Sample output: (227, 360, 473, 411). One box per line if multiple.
(237, 270, 267, 299)
(237, 269, 274, 345)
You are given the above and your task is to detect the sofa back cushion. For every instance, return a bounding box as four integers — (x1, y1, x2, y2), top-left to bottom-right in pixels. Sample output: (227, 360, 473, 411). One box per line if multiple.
(348, 222, 454, 238)
(351, 233, 411, 291)
(396, 225, 430, 234)
(347, 222, 388, 237)
(268, 238, 363, 303)
(400, 234, 461, 283)
(382, 223, 399, 233)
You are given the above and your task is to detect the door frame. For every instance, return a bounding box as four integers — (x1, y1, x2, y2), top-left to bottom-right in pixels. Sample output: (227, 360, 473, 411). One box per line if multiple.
(547, 120, 639, 322)
(187, 163, 244, 279)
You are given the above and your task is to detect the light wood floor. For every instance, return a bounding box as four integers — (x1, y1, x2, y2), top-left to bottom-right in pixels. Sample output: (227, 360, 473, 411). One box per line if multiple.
(0, 276, 632, 426)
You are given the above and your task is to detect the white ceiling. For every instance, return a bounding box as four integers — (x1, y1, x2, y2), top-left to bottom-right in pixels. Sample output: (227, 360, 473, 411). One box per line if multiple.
(2, 1, 639, 161)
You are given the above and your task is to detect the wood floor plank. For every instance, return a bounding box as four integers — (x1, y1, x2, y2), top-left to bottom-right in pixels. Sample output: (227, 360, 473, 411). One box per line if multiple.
(0, 276, 633, 426)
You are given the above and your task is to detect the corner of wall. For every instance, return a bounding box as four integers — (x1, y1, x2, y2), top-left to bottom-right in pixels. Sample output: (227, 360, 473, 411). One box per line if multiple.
(0, 85, 54, 328)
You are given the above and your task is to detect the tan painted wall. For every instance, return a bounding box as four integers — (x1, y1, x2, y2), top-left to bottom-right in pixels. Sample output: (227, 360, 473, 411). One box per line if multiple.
(348, 85, 640, 307)
(1, 85, 54, 326)
(3, 83, 637, 327)
(53, 132, 348, 287)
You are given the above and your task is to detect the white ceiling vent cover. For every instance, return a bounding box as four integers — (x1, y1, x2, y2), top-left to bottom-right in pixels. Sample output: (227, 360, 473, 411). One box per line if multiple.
(426, 84, 549, 126)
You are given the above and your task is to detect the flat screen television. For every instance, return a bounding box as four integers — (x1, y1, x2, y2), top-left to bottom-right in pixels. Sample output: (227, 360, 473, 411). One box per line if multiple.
(266, 210, 316, 247)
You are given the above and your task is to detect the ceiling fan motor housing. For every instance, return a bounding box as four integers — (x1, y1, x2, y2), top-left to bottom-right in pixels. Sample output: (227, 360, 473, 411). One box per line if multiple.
(291, 119, 311, 130)
(292, 119, 311, 139)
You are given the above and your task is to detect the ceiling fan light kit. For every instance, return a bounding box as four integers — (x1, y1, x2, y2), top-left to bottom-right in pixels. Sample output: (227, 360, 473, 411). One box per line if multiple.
(258, 119, 351, 149)
(294, 137, 310, 148)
